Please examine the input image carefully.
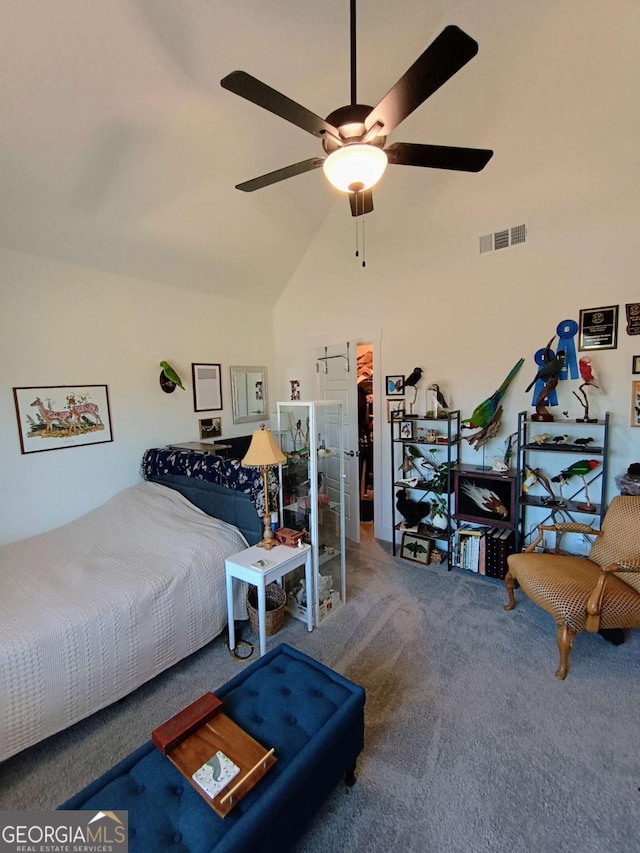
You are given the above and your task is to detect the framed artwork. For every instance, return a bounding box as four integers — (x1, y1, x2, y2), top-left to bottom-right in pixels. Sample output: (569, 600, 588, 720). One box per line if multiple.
(632, 356, 640, 375)
(632, 381, 640, 427)
(400, 532, 432, 565)
(386, 375, 404, 396)
(13, 384, 113, 454)
(387, 398, 405, 422)
(199, 417, 222, 440)
(399, 420, 414, 440)
(192, 363, 222, 412)
(578, 305, 619, 351)
(454, 469, 516, 529)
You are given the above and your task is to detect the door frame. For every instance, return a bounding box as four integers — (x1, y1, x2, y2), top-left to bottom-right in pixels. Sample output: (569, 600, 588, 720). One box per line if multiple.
(311, 327, 382, 538)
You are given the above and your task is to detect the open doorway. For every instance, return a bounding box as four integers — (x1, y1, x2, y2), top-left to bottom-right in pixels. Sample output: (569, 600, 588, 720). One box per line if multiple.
(357, 344, 374, 526)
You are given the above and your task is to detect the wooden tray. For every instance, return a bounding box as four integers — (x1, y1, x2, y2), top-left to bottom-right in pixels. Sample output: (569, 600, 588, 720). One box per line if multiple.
(166, 712, 276, 817)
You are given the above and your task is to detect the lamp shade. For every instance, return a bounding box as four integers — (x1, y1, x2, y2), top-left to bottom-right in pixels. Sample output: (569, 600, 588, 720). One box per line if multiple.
(242, 426, 286, 468)
(322, 143, 388, 193)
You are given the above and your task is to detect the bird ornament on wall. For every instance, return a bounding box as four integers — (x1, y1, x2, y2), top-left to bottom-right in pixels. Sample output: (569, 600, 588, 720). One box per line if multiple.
(462, 358, 524, 450)
(159, 361, 185, 393)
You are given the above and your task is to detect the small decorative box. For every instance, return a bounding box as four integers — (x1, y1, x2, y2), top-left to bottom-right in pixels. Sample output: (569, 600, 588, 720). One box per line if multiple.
(274, 527, 304, 547)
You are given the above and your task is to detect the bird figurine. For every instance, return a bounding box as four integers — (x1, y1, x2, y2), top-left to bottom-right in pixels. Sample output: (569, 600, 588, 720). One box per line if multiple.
(402, 367, 423, 414)
(573, 355, 601, 422)
(573, 436, 594, 447)
(551, 434, 569, 445)
(550, 459, 600, 485)
(525, 343, 566, 393)
(159, 361, 185, 391)
(426, 383, 448, 417)
(463, 359, 524, 431)
(579, 355, 599, 388)
(551, 458, 600, 507)
(395, 488, 430, 528)
(403, 367, 423, 391)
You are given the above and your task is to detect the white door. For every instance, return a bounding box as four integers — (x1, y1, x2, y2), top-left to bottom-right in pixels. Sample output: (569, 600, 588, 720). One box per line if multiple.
(316, 341, 360, 543)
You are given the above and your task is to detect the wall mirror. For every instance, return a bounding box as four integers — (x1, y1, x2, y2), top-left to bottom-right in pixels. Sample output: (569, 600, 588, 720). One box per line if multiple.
(230, 365, 268, 424)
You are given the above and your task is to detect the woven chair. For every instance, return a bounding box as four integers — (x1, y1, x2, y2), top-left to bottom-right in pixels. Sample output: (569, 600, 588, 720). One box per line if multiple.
(504, 495, 640, 679)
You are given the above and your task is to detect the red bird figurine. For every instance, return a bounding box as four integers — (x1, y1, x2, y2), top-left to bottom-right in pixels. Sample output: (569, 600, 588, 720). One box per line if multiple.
(579, 356, 598, 388)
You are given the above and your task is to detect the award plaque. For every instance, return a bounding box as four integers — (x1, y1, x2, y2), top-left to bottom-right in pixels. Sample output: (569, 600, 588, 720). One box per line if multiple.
(578, 305, 618, 351)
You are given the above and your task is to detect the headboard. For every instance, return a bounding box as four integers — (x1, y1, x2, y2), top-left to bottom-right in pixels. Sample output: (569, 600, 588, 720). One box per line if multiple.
(146, 473, 262, 545)
(141, 448, 270, 546)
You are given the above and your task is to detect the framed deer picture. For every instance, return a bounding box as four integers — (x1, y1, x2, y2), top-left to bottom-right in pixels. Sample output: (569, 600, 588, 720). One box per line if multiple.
(13, 385, 113, 454)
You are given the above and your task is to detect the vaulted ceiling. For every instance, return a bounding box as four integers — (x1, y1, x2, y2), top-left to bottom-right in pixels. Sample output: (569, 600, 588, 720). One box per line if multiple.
(0, 0, 500, 305)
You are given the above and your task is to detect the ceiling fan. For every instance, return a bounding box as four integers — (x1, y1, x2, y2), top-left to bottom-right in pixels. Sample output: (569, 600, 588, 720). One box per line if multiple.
(220, 0, 493, 217)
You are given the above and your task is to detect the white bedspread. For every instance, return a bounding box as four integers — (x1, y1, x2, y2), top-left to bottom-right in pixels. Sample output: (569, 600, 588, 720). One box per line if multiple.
(0, 482, 248, 762)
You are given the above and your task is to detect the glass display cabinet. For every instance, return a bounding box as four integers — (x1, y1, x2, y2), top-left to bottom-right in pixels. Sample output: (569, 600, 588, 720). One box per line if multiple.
(277, 401, 346, 627)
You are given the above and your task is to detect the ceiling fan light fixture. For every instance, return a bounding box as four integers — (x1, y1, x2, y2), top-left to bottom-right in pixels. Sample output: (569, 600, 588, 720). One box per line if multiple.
(322, 144, 388, 193)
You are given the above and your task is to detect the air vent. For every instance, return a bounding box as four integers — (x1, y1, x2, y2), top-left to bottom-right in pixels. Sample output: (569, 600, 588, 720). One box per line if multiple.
(479, 223, 528, 254)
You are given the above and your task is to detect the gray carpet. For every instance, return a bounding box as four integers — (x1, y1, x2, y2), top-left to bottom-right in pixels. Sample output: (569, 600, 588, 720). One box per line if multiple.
(1, 526, 639, 852)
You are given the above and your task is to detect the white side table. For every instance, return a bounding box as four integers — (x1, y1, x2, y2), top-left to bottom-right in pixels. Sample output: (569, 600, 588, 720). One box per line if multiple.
(226, 543, 312, 657)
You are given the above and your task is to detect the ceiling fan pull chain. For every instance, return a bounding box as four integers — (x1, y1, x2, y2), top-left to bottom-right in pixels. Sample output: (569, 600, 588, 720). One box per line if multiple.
(361, 218, 366, 268)
(354, 188, 360, 258)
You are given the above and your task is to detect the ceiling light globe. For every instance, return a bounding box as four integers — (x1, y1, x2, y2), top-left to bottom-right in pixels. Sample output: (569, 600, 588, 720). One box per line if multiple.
(323, 144, 388, 193)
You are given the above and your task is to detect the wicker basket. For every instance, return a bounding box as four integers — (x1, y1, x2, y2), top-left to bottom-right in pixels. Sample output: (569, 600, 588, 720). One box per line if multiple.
(247, 583, 287, 637)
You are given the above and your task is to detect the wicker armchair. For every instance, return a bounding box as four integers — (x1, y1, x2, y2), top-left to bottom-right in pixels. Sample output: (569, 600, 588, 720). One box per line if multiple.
(504, 495, 640, 678)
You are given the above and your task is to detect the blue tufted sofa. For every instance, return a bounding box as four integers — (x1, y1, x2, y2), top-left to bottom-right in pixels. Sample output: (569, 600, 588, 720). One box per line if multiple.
(59, 643, 366, 853)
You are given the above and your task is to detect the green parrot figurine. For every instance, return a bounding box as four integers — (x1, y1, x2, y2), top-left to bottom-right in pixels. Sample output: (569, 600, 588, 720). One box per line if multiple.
(160, 361, 185, 391)
(462, 358, 525, 430)
(550, 459, 599, 484)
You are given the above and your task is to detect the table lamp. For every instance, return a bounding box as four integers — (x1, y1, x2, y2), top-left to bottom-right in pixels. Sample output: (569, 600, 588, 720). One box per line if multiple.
(242, 425, 286, 549)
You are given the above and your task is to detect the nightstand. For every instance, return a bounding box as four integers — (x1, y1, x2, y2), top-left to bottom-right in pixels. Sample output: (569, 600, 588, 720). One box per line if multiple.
(225, 543, 312, 657)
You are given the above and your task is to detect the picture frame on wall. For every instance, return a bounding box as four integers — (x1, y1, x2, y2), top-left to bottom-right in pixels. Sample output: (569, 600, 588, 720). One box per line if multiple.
(454, 469, 516, 529)
(387, 398, 405, 422)
(578, 305, 619, 351)
(631, 381, 640, 427)
(386, 375, 404, 396)
(632, 356, 640, 375)
(13, 384, 113, 454)
(199, 416, 222, 440)
(400, 532, 432, 565)
(399, 420, 414, 440)
(192, 363, 222, 412)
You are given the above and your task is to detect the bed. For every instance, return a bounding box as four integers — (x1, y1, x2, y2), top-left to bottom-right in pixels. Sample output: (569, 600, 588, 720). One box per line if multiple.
(0, 449, 267, 763)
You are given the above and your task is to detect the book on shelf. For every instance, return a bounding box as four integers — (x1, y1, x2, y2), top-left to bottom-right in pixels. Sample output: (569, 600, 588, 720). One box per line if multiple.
(453, 526, 486, 573)
(484, 528, 515, 579)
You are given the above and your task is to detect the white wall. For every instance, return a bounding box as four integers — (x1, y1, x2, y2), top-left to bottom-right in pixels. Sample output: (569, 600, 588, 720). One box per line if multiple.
(0, 248, 275, 544)
(273, 0, 640, 541)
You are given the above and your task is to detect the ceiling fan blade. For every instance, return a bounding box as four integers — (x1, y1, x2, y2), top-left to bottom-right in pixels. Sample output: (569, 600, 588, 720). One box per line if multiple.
(386, 142, 493, 172)
(221, 71, 339, 139)
(235, 158, 324, 192)
(364, 25, 479, 136)
(348, 189, 374, 217)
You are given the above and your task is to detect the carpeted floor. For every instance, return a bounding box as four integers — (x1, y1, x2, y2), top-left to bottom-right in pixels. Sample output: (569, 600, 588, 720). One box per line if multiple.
(1, 525, 639, 852)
